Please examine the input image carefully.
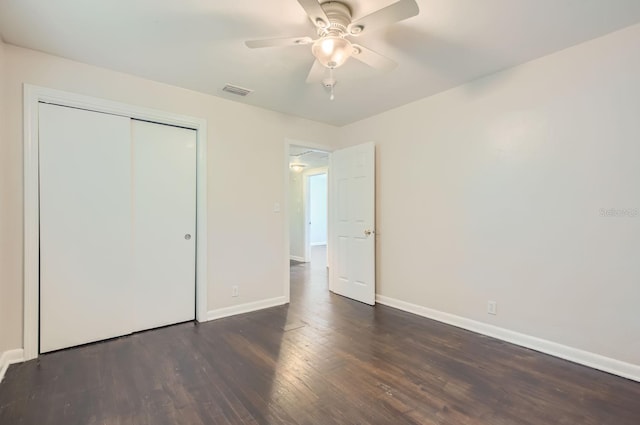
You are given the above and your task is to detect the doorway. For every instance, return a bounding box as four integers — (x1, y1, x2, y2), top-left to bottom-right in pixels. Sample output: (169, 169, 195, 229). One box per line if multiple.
(284, 140, 376, 306)
(286, 143, 331, 299)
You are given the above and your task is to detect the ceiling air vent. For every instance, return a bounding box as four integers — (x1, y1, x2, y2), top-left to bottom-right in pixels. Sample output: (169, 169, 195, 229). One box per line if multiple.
(222, 84, 253, 97)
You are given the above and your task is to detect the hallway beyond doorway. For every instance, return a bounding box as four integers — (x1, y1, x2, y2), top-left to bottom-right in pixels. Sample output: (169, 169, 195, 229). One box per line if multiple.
(289, 245, 328, 306)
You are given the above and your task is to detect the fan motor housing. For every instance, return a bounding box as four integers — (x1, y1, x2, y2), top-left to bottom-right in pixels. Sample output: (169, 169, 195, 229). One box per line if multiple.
(318, 2, 352, 36)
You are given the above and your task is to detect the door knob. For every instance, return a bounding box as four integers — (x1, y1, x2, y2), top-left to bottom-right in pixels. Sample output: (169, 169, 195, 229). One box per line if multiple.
(184, 234, 191, 240)
(364, 229, 374, 236)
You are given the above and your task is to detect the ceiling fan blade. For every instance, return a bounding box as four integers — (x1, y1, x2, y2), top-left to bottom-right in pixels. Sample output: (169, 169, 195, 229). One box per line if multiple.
(245, 36, 313, 48)
(297, 0, 331, 28)
(348, 0, 419, 35)
(351, 44, 397, 72)
(306, 60, 327, 83)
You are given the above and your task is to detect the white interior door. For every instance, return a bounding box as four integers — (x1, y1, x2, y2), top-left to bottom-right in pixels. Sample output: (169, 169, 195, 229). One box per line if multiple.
(329, 142, 376, 305)
(39, 103, 134, 353)
(132, 120, 196, 331)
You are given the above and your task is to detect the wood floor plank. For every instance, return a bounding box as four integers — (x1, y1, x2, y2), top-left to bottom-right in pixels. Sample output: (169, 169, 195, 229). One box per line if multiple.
(1, 247, 639, 424)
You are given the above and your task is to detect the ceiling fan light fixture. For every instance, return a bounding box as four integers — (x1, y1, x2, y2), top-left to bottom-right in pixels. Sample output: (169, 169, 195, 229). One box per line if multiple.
(312, 35, 353, 69)
(290, 163, 307, 172)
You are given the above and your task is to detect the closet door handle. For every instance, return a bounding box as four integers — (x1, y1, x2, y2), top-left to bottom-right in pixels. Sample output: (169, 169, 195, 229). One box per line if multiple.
(184, 234, 192, 240)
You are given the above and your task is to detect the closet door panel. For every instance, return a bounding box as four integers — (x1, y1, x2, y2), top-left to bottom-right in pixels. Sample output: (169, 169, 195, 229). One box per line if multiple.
(39, 103, 133, 353)
(132, 120, 196, 331)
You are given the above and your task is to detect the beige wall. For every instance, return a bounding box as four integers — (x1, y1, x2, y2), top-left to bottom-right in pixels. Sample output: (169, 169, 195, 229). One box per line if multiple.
(338, 24, 640, 365)
(0, 43, 339, 352)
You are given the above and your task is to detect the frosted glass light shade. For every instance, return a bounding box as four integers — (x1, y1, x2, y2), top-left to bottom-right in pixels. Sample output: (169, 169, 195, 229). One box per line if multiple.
(312, 36, 353, 69)
(290, 163, 306, 172)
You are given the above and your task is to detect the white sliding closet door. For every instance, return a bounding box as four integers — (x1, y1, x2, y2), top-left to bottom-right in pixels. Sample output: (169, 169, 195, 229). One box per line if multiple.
(132, 120, 196, 331)
(39, 103, 133, 353)
(39, 105, 197, 354)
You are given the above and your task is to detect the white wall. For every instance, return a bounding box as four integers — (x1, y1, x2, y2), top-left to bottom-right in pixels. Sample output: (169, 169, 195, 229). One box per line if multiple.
(338, 24, 640, 366)
(0, 44, 340, 353)
(289, 170, 305, 260)
(309, 173, 328, 245)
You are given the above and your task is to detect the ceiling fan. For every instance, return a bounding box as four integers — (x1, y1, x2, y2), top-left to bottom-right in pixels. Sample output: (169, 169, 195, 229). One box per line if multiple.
(245, 0, 419, 98)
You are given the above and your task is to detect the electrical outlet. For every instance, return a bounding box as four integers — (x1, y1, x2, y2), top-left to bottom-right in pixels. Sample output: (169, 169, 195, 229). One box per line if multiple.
(487, 301, 497, 315)
(232, 285, 239, 297)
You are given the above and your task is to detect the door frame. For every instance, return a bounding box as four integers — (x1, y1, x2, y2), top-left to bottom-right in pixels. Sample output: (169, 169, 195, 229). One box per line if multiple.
(23, 84, 208, 360)
(283, 139, 333, 302)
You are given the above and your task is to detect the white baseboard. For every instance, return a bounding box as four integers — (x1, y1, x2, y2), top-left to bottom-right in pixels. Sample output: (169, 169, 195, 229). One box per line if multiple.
(207, 296, 287, 321)
(290, 255, 307, 262)
(0, 349, 25, 383)
(376, 295, 640, 383)
(310, 242, 327, 247)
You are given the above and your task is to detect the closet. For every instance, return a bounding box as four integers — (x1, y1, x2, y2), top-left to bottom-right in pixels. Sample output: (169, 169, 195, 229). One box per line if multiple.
(38, 103, 197, 353)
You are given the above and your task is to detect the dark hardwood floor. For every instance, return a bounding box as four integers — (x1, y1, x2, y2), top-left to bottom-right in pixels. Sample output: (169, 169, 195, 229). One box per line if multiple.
(1, 246, 639, 424)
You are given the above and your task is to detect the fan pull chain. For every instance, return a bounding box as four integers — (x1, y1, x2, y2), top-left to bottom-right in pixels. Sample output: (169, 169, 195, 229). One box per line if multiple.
(329, 68, 335, 101)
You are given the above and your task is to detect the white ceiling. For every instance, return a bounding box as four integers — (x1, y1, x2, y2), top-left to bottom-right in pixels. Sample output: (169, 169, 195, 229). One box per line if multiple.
(1, 1, 640, 126)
